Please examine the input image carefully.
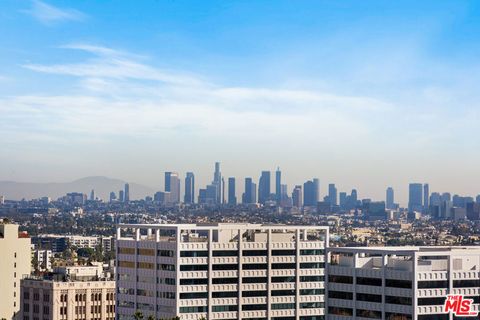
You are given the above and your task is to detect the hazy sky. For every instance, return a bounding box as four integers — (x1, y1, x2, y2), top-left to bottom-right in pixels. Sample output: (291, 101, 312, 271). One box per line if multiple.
(1, 1, 480, 205)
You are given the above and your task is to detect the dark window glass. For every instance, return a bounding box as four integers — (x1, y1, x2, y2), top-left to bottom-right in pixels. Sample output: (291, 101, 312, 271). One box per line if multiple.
(418, 280, 448, 289)
(243, 250, 268, 256)
(272, 263, 296, 269)
(180, 251, 208, 257)
(357, 277, 382, 286)
(180, 264, 208, 271)
(242, 304, 267, 311)
(272, 250, 296, 256)
(386, 296, 412, 305)
(328, 275, 353, 284)
(212, 264, 237, 270)
(213, 291, 237, 298)
(179, 278, 208, 285)
(242, 291, 267, 297)
(356, 293, 382, 303)
(271, 289, 295, 296)
(357, 309, 382, 319)
(385, 279, 412, 289)
(242, 263, 267, 270)
(212, 277, 237, 284)
(328, 291, 353, 300)
(212, 250, 238, 257)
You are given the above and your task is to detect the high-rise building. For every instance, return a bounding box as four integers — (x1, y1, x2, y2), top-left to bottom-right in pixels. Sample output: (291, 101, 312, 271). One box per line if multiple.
(89, 189, 95, 201)
(258, 171, 271, 204)
(165, 172, 180, 204)
(365, 201, 387, 220)
(0, 222, 31, 320)
(386, 187, 394, 209)
(328, 183, 338, 206)
(20, 265, 115, 320)
(212, 162, 222, 204)
(408, 183, 423, 212)
(119, 190, 124, 202)
(339, 192, 347, 210)
(109, 192, 116, 202)
(124, 183, 130, 202)
(275, 167, 281, 204)
(423, 183, 429, 212)
(292, 185, 303, 207)
(328, 246, 480, 320)
(303, 179, 319, 207)
(227, 177, 236, 205)
(242, 178, 256, 204)
(116, 223, 329, 320)
(184, 172, 195, 204)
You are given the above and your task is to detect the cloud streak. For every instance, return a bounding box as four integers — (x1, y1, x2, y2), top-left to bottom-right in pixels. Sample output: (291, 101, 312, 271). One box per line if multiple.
(25, 1, 86, 25)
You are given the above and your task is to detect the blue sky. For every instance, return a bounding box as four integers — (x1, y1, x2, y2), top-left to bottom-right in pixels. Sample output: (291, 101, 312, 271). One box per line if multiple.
(1, 0, 480, 203)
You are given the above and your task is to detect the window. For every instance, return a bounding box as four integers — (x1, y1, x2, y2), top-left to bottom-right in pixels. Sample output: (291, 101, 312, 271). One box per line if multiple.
(213, 291, 237, 298)
(180, 264, 208, 271)
(301, 289, 325, 295)
(418, 280, 448, 289)
(453, 280, 480, 288)
(272, 276, 295, 283)
(180, 251, 208, 257)
(357, 277, 382, 286)
(43, 294, 49, 302)
(301, 249, 324, 255)
(243, 263, 267, 270)
(212, 250, 238, 257)
(180, 292, 208, 299)
(158, 250, 174, 257)
(328, 307, 353, 316)
(242, 304, 267, 311)
(385, 279, 412, 289)
(271, 289, 295, 296)
(386, 296, 412, 305)
(242, 277, 267, 284)
(118, 247, 135, 254)
(213, 264, 237, 270)
(386, 313, 412, 320)
(118, 261, 135, 268)
(272, 263, 296, 269)
(272, 250, 296, 256)
(418, 297, 447, 306)
(212, 278, 237, 284)
(357, 309, 382, 319)
(242, 291, 267, 297)
(328, 291, 353, 300)
(300, 262, 325, 269)
(24, 292, 30, 300)
(328, 275, 353, 284)
(356, 293, 382, 303)
(137, 248, 155, 256)
(243, 250, 267, 256)
(212, 305, 238, 312)
(157, 264, 175, 271)
(272, 303, 295, 309)
(180, 278, 208, 285)
(179, 306, 207, 313)
(300, 276, 324, 282)
(300, 302, 324, 309)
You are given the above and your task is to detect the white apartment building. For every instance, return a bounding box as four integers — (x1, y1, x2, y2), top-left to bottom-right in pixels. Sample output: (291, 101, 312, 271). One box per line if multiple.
(0, 222, 31, 320)
(327, 246, 480, 320)
(20, 265, 116, 320)
(33, 249, 53, 272)
(116, 223, 329, 320)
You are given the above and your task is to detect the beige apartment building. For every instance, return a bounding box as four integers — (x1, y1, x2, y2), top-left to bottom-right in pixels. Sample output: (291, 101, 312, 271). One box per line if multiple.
(20, 265, 116, 320)
(0, 221, 31, 320)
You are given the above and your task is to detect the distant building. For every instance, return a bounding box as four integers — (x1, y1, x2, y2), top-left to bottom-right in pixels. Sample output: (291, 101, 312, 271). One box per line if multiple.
(292, 185, 303, 207)
(89, 189, 95, 201)
(328, 183, 338, 206)
(423, 183, 429, 212)
(124, 183, 130, 202)
(0, 222, 31, 320)
(165, 172, 180, 204)
(366, 201, 387, 220)
(118, 190, 124, 202)
(386, 187, 394, 209)
(212, 162, 222, 204)
(109, 191, 116, 202)
(408, 183, 423, 212)
(66, 193, 86, 206)
(0, 195, 4, 205)
(339, 192, 347, 210)
(258, 171, 271, 204)
(20, 264, 115, 320)
(275, 167, 281, 204)
(184, 172, 195, 204)
(303, 179, 319, 207)
(242, 177, 256, 204)
(32, 249, 53, 272)
(227, 177, 236, 205)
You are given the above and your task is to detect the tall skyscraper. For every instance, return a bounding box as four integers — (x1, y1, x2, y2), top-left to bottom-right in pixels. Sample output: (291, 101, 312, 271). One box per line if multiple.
(228, 177, 236, 205)
(165, 172, 180, 204)
(242, 178, 256, 204)
(213, 162, 222, 204)
(303, 179, 319, 206)
(89, 189, 95, 201)
(258, 171, 271, 204)
(328, 183, 338, 206)
(292, 185, 303, 207)
(119, 190, 124, 202)
(408, 183, 423, 212)
(423, 183, 429, 211)
(275, 167, 281, 203)
(0, 222, 30, 320)
(339, 192, 347, 210)
(386, 187, 394, 209)
(124, 183, 130, 202)
(109, 191, 116, 202)
(184, 172, 195, 204)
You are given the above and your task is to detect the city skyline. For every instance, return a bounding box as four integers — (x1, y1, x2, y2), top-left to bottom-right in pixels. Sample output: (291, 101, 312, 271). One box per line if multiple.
(2, 1, 480, 205)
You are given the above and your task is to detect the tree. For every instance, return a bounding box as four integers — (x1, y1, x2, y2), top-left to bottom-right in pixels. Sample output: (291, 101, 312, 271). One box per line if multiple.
(133, 310, 144, 320)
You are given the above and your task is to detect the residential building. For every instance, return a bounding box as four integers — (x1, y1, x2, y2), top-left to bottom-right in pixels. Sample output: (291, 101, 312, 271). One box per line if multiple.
(116, 223, 328, 320)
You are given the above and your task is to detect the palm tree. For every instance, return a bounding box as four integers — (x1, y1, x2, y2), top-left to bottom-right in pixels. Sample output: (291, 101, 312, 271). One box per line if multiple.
(146, 315, 155, 320)
(133, 310, 144, 320)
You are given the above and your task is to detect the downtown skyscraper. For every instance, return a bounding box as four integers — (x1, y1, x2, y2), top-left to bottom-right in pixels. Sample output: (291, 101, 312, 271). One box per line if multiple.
(227, 177, 236, 205)
(184, 172, 195, 204)
(386, 186, 395, 209)
(258, 170, 271, 204)
(165, 172, 181, 204)
(408, 183, 423, 212)
(303, 178, 319, 207)
(275, 167, 281, 204)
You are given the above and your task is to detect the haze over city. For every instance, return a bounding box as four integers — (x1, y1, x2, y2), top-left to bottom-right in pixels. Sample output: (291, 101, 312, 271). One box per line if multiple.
(2, 1, 480, 204)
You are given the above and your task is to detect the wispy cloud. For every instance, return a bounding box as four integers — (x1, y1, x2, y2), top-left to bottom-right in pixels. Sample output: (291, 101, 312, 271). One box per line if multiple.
(25, 1, 86, 25)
